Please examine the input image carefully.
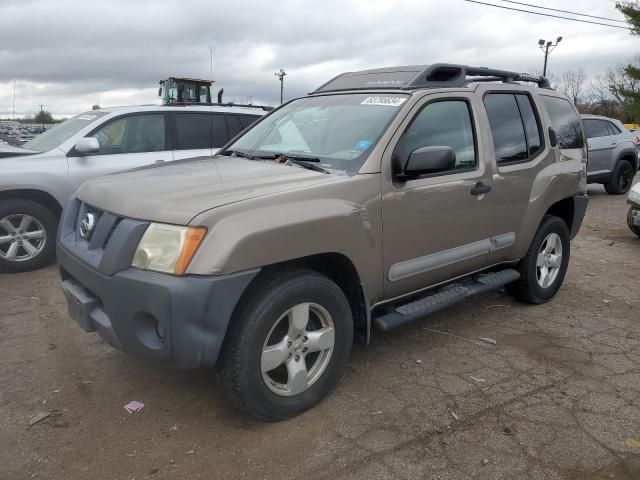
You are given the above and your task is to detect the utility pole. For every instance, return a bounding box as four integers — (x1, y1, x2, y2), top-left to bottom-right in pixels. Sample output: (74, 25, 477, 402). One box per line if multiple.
(39, 104, 44, 130)
(12, 80, 16, 119)
(274, 68, 287, 105)
(538, 36, 563, 77)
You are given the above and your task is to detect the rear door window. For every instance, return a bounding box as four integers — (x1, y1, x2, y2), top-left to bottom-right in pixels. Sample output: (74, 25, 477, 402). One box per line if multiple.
(174, 113, 212, 150)
(584, 119, 609, 139)
(239, 114, 261, 129)
(606, 121, 621, 135)
(541, 96, 584, 149)
(484, 94, 528, 164)
(212, 114, 229, 148)
(225, 115, 243, 139)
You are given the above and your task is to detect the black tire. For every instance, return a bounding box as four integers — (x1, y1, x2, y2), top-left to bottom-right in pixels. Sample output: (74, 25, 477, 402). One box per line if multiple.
(0, 199, 57, 273)
(604, 159, 634, 195)
(506, 215, 570, 304)
(217, 268, 353, 421)
(628, 207, 640, 237)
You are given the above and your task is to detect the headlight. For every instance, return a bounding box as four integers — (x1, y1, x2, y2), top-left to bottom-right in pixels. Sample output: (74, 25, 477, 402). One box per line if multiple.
(131, 223, 206, 275)
(629, 183, 640, 205)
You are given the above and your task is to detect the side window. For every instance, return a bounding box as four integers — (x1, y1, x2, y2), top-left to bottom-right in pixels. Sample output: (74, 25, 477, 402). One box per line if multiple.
(239, 114, 260, 129)
(516, 94, 542, 158)
(541, 96, 584, 149)
(174, 113, 212, 150)
(212, 114, 229, 148)
(92, 114, 166, 154)
(606, 121, 621, 135)
(398, 100, 477, 173)
(484, 94, 528, 163)
(225, 115, 243, 139)
(584, 119, 609, 139)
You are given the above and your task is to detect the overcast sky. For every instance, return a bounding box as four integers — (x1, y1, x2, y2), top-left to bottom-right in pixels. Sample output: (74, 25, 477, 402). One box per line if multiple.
(0, 0, 637, 118)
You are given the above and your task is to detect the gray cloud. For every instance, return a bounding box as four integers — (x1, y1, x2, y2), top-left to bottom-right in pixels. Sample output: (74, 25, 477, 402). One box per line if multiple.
(0, 0, 636, 117)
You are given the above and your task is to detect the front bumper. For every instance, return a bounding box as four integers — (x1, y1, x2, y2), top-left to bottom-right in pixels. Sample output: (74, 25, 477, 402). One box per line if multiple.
(57, 243, 258, 369)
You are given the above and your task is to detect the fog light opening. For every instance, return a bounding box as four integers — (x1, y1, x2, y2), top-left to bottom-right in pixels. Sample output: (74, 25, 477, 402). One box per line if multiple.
(132, 311, 165, 350)
(155, 320, 165, 340)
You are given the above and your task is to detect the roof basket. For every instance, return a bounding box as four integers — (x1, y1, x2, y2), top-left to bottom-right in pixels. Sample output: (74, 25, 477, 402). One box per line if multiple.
(312, 63, 550, 93)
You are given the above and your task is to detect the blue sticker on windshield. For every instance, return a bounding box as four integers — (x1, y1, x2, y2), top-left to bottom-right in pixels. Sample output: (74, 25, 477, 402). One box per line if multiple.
(355, 140, 372, 151)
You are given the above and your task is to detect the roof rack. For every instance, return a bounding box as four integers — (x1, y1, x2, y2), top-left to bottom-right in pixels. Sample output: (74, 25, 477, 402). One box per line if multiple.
(167, 102, 274, 111)
(312, 63, 551, 93)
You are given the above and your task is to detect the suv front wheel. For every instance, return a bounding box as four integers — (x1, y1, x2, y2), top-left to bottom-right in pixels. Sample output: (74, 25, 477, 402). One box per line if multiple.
(218, 269, 353, 421)
(507, 215, 570, 304)
(0, 199, 57, 273)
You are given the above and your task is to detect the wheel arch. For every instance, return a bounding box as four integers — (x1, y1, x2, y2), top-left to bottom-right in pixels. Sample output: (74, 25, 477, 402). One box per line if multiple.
(617, 150, 639, 172)
(0, 189, 63, 218)
(234, 253, 371, 346)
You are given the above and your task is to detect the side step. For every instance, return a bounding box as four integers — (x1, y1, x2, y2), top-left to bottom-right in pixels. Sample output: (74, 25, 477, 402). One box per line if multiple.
(373, 269, 520, 332)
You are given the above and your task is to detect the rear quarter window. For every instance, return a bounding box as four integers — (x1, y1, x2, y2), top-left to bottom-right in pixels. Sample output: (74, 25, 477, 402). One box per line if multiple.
(540, 96, 584, 149)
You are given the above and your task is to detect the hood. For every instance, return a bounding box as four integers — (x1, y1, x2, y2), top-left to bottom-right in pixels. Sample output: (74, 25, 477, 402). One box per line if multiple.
(77, 155, 340, 225)
(0, 143, 39, 159)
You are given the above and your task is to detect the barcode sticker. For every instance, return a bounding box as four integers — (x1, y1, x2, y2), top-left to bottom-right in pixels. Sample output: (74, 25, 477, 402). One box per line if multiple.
(361, 97, 407, 107)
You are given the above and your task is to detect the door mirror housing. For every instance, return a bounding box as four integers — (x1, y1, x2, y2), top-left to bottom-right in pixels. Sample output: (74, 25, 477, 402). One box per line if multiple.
(548, 127, 558, 147)
(398, 146, 456, 180)
(74, 137, 100, 155)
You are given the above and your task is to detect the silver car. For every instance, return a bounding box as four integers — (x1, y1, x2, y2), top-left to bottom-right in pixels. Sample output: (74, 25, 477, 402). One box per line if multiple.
(0, 104, 266, 272)
(582, 114, 639, 194)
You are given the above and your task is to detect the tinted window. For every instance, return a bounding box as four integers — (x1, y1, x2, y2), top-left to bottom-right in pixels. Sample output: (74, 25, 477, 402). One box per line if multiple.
(92, 114, 165, 154)
(175, 113, 212, 150)
(399, 100, 476, 172)
(239, 114, 260, 129)
(484, 94, 528, 163)
(212, 114, 228, 148)
(516, 94, 542, 157)
(584, 119, 609, 139)
(225, 115, 242, 139)
(541, 96, 584, 149)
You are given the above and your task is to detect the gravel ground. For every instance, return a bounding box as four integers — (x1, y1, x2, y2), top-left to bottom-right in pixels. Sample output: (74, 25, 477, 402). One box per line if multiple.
(1, 181, 639, 480)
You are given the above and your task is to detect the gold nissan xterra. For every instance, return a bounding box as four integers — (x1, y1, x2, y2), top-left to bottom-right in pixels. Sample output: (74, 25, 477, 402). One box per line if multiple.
(58, 64, 588, 420)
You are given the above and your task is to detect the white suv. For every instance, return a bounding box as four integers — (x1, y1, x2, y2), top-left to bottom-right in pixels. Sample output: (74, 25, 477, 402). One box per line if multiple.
(0, 104, 268, 272)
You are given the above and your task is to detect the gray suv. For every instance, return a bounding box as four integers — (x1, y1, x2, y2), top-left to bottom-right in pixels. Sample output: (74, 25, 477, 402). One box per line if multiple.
(0, 104, 266, 272)
(57, 64, 588, 420)
(582, 114, 639, 194)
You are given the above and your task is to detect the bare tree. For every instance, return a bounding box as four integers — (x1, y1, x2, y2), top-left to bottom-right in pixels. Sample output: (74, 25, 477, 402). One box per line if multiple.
(557, 68, 587, 106)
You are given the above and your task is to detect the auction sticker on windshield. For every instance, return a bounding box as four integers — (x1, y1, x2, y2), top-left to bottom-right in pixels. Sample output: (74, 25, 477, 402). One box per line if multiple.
(77, 115, 98, 121)
(361, 97, 407, 107)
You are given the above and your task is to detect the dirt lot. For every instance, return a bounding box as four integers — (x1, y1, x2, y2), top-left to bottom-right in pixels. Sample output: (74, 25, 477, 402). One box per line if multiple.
(1, 182, 640, 480)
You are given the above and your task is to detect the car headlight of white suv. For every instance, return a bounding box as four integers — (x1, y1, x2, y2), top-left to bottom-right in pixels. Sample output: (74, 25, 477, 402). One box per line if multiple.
(131, 223, 206, 275)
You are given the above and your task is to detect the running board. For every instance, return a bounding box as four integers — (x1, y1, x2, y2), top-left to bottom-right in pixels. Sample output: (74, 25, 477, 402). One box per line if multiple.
(373, 269, 520, 332)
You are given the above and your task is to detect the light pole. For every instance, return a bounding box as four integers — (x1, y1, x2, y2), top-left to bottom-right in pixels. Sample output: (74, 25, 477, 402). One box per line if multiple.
(274, 69, 287, 105)
(539, 37, 562, 77)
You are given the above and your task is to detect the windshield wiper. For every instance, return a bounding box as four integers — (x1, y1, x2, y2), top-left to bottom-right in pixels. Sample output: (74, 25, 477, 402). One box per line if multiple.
(255, 153, 330, 174)
(219, 149, 254, 159)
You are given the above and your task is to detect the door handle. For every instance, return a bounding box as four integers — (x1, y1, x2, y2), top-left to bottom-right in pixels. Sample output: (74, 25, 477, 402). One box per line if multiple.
(471, 182, 492, 196)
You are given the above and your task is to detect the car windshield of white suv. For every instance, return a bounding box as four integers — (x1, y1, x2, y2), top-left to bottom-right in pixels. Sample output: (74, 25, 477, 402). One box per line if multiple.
(23, 111, 108, 152)
(223, 93, 408, 172)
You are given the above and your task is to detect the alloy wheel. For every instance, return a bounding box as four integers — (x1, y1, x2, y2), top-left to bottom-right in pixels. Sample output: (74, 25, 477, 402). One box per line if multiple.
(261, 302, 335, 396)
(0, 214, 47, 262)
(536, 232, 563, 289)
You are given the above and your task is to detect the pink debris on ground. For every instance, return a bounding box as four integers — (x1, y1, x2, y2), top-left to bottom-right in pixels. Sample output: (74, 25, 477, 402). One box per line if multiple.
(124, 401, 145, 413)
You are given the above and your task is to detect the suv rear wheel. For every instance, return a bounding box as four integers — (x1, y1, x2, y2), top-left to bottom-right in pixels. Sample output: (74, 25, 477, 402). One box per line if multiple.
(605, 159, 634, 195)
(218, 269, 353, 421)
(0, 199, 57, 273)
(506, 215, 570, 304)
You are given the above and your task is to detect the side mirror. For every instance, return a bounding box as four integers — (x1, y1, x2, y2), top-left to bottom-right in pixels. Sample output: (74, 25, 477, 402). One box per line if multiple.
(398, 146, 456, 180)
(548, 127, 558, 147)
(74, 137, 100, 155)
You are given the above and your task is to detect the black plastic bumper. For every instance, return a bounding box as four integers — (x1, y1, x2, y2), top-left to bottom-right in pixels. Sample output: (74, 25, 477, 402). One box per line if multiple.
(57, 243, 259, 369)
(570, 193, 589, 239)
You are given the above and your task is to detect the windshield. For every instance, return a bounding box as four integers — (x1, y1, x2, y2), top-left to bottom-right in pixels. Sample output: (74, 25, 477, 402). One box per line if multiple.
(226, 93, 408, 172)
(23, 111, 108, 152)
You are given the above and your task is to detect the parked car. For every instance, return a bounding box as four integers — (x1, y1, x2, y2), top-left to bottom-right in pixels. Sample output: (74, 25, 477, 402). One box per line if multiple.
(581, 114, 639, 195)
(58, 64, 588, 420)
(628, 182, 640, 237)
(0, 104, 267, 272)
